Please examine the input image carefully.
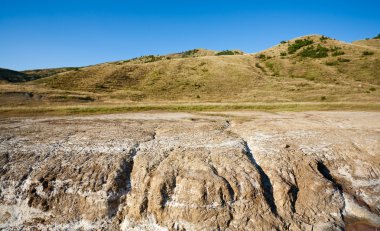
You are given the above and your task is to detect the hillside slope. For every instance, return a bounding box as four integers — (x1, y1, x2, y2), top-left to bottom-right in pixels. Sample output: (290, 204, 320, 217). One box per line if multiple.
(353, 37, 380, 49)
(0, 68, 30, 82)
(1, 35, 379, 106)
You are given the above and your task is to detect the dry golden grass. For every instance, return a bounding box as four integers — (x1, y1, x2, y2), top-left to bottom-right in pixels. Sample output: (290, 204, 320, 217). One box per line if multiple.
(352, 38, 380, 49)
(1, 35, 379, 115)
(1, 102, 379, 117)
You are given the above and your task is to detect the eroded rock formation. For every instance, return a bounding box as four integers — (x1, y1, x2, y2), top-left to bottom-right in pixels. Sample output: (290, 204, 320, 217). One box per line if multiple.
(0, 112, 379, 230)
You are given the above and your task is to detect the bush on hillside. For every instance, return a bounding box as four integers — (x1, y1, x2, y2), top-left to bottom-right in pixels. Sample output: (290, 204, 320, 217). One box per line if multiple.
(325, 61, 338, 66)
(138, 55, 166, 63)
(67, 67, 80, 71)
(298, 44, 329, 58)
(215, 50, 240, 56)
(288, 39, 314, 54)
(255, 63, 266, 72)
(320, 36, 329, 41)
(182, 49, 199, 57)
(373, 34, 380, 39)
(338, 58, 350, 62)
(332, 50, 345, 56)
(256, 54, 266, 59)
(330, 47, 345, 56)
(362, 51, 374, 56)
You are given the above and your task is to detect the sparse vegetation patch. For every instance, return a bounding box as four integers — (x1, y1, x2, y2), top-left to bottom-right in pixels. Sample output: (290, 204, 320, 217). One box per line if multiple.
(298, 44, 329, 58)
(215, 50, 242, 56)
(255, 63, 266, 72)
(338, 57, 350, 62)
(181, 49, 199, 57)
(288, 39, 314, 54)
(325, 61, 338, 66)
(257, 54, 266, 59)
(362, 51, 374, 56)
(332, 51, 345, 56)
(139, 55, 166, 63)
(330, 46, 345, 56)
(320, 35, 329, 42)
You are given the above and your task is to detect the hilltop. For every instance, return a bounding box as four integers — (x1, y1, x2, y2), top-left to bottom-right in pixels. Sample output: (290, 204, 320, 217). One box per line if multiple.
(0, 34, 379, 113)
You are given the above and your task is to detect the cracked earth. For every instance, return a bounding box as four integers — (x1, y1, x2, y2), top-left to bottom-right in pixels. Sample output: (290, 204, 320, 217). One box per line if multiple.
(0, 111, 379, 230)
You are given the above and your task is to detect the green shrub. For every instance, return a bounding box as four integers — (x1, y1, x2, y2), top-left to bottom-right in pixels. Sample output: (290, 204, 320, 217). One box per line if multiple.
(265, 62, 280, 76)
(288, 39, 314, 54)
(370, 87, 376, 91)
(320, 36, 329, 41)
(257, 54, 266, 59)
(325, 61, 338, 66)
(265, 62, 274, 69)
(332, 51, 345, 56)
(330, 47, 345, 56)
(321, 96, 327, 101)
(280, 40, 287, 44)
(338, 58, 350, 62)
(139, 55, 166, 63)
(255, 63, 266, 72)
(362, 51, 374, 56)
(298, 44, 329, 58)
(373, 34, 380, 39)
(182, 49, 199, 57)
(216, 50, 240, 56)
(280, 52, 287, 56)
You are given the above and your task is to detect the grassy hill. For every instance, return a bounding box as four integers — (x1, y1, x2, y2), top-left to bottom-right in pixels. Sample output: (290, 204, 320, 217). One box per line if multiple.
(0, 34, 379, 114)
(0, 68, 31, 82)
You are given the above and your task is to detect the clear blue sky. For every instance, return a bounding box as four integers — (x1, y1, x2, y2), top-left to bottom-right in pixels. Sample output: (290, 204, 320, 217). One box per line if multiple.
(1, 0, 379, 71)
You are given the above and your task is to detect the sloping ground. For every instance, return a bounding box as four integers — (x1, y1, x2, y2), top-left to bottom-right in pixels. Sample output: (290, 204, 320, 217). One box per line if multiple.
(0, 112, 379, 230)
(0, 35, 379, 106)
(0, 67, 80, 83)
(353, 38, 380, 49)
(0, 68, 30, 82)
(22, 67, 82, 81)
(34, 35, 380, 102)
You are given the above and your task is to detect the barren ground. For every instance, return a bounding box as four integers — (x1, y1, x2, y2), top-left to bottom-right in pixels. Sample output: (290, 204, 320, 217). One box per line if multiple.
(0, 111, 379, 230)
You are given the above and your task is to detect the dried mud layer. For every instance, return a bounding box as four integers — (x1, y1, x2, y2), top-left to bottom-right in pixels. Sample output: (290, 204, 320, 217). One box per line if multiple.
(0, 111, 379, 231)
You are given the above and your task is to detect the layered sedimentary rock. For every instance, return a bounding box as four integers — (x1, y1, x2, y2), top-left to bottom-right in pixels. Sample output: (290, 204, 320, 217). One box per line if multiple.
(0, 112, 379, 230)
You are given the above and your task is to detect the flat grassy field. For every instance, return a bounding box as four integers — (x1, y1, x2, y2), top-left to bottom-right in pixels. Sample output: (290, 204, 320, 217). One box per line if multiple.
(1, 102, 379, 117)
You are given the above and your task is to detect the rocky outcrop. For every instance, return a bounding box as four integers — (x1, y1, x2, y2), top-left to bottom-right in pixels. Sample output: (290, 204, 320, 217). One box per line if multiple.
(0, 112, 379, 230)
